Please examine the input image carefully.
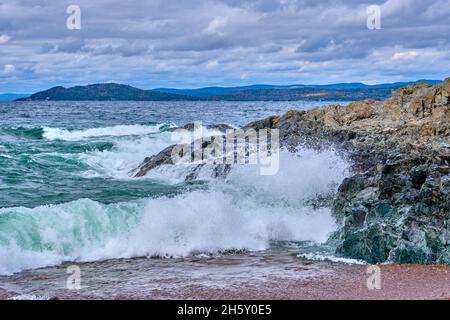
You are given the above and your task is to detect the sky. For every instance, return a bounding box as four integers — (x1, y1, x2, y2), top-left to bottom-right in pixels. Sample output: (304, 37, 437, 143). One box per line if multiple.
(0, 0, 449, 93)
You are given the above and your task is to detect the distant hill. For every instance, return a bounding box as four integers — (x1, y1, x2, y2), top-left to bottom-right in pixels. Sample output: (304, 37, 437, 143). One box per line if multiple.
(155, 80, 441, 98)
(208, 87, 396, 101)
(0, 93, 31, 101)
(17, 83, 200, 101)
(18, 80, 442, 102)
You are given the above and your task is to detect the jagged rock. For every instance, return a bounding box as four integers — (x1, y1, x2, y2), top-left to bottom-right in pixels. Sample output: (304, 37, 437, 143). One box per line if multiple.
(132, 123, 235, 179)
(240, 78, 450, 264)
(243, 116, 280, 130)
(132, 145, 176, 177)
(132, 78, 450, 264)
(132, 134, 232, 180)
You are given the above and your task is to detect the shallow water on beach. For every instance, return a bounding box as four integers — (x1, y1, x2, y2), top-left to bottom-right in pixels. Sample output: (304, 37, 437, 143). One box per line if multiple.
(2, 249, 449, 300)
(0, 245, 331, 299)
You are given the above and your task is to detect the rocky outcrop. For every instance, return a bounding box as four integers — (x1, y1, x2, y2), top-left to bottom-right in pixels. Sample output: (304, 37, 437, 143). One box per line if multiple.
(166, 123, 234, 133)
(132, 79, 449, 264)
(255, 79, 449, 264)
(132, 123, 234, 179)
(132, 145, 177, 178)
(331, 153, 449, 264)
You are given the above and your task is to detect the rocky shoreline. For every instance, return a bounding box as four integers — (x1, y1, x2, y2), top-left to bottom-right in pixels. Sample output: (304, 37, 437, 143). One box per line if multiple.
(133, 79, 449, 264)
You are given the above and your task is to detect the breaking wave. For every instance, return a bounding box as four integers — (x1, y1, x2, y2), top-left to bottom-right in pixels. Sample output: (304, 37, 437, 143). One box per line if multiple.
(0, 145, 349, 275)
(42, 124, 167, 141)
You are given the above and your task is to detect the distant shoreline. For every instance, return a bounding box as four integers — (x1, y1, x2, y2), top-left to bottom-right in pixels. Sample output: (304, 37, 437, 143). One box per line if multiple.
(12, 80, 441, 102)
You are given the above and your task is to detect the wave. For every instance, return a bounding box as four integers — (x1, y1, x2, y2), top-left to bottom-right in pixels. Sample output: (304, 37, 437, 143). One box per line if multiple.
(8, 294, 49, 300)
(77, 133, 177, 179)
(0, 127, 45, 140)
(0, 124, 169, 142)
(145, 147, 348, 195)
(75, 125, 229, 179)
(42, 124, 167, 141)
(297, 253, 366, 265)
(0, 193, 336, 276)
(0, 147, 349, 275)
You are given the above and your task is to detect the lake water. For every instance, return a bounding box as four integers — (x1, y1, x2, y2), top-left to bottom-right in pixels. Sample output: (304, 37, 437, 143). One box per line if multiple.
(0, 100, 352, 283)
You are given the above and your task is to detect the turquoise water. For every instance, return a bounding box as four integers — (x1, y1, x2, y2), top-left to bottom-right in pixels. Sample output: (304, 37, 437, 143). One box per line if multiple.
(0, 100, 342, 208)
(0, 100, 350, 275)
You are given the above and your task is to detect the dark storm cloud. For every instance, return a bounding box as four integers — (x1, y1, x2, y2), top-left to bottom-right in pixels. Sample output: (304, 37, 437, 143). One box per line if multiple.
(0, 0, 449, 92)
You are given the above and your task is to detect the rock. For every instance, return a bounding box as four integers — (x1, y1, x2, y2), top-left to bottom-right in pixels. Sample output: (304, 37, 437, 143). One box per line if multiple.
(131, 134, 232, 180)
(132, 145, 176, 177)
(131, 78, 450, 264)
(243, 116, 280, 130)
(133, 123, 235, 178)
(274, 78, 449, 264)
(329, 152, 449, 264)
(167, 123, 234, 132)
(411, 170, 427, 188)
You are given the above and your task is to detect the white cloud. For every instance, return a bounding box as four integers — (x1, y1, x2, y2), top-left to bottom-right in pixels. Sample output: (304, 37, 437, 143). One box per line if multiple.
(204, 17, 228, 36)
(0, 34, 11, 44)
(3, 64, 16, 74)
(391, 51, 420, 61)
(381, 0, 416, 17)
(206, 60, 219, 68)
(0, 0, 449, 92)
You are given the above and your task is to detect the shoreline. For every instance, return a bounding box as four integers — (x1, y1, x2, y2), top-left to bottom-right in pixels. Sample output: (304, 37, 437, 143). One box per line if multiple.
(1, 253, 449, 300)
(0, 80, 448, 300)
(134, 79, 449, 264)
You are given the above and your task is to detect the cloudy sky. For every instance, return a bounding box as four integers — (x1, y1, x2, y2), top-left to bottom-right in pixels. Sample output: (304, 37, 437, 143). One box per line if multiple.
(0, 0, 449, 92)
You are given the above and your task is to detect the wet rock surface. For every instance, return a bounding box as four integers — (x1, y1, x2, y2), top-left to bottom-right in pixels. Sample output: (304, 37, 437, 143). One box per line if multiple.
(132, 123, 235, 179)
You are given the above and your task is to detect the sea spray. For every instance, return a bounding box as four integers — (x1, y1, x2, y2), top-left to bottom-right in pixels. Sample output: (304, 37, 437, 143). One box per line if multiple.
(77, 126, 234, 179)
(0, 192, 337, 275)
(0, 101, 353, 275)
(0, 148, 349, 275)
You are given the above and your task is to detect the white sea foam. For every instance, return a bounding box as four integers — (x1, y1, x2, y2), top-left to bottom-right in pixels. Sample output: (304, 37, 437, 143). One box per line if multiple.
(0, 192, 339, 275)
(8, 294, 49, 300)
(1, 122, 352, 275)
(73, 125, 228, 179)
(0, 146, 349, 275)
(43, 124, 165, 141)
(227, 148, 349, 205)
(78, 134, 174, 179)
(298, 253, 366, 265)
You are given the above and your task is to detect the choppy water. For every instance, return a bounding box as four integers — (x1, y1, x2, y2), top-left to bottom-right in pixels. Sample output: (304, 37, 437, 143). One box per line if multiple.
(0, 100, 351, 276)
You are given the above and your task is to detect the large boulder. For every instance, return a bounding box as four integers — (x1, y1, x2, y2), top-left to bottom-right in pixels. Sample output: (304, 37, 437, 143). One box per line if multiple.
(330, 154, 449, 263)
